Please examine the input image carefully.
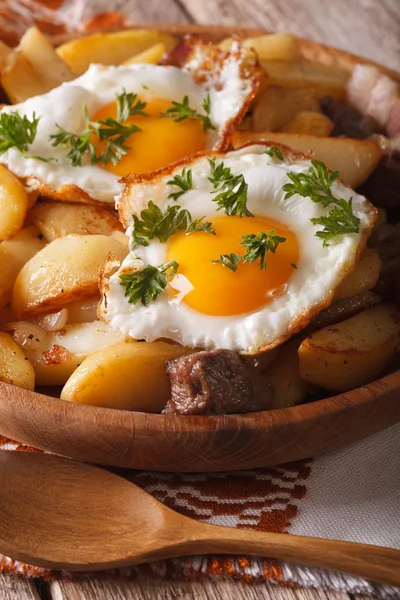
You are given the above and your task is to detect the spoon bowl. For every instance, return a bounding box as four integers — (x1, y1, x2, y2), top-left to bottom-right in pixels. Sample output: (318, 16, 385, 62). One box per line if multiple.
(0, 451, 399, 586)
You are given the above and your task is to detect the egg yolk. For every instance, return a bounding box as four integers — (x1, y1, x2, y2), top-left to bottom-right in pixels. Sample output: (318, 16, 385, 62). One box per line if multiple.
(91, 98, 207, 175)
(167, 215, 299, 316)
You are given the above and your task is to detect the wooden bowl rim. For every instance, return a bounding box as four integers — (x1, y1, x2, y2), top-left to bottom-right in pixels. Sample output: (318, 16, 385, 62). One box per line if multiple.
(3, 22, 400, 439)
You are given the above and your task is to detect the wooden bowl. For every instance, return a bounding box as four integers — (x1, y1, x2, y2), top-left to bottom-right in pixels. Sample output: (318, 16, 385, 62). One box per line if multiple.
(1, 24, 400, 472)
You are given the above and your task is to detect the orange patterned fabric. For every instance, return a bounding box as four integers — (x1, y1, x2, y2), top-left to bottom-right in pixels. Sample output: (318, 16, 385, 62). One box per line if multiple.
(0, 436, 311, 581)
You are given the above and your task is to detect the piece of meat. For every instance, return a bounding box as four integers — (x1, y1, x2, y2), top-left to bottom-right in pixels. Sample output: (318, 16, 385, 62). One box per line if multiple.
(358, 152, 400, 208)
(163, 349, 273, 415)
(303, 291, 382, 335)
(320, 97, 379, 139)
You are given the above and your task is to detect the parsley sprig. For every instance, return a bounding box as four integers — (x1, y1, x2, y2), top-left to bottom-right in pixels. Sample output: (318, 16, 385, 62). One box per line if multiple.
(213, 231, 286, 271)
(264, 146, 284, 161)
(119, 260, 179, 307)
(212, 253, 242, 272)
(0, 111, 39, 154)
(241, 231, 286, 270)
(50, 90, 147, 166)
(167, 167, 193, 201)
(160, 94, 215, 132)
(131, 200, 215, 248)
(208, 158, 253, 218)
(282, 160, 361, 246)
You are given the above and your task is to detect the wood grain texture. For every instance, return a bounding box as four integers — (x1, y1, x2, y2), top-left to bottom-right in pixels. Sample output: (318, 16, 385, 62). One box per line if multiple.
(0, 574, 40, 600)
(47, 579, 354, 600)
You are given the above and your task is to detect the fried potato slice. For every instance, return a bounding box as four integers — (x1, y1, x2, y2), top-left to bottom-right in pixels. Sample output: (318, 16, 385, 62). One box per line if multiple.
(0, 226, 46, 310)
(253, 86, 320, 132)
(334, 249, 381, 301)
(56, 29, 178, 75)
(219, 33, 299, 62)
(0, 165, 29, 241)
(121, 42, 166, 66)
(264, 339, 310, 409)
(61, 341, 195, 412)
(12, 234, 128, 319)
(0, 331, 34, 390)
(11, 321, 126, 386)
(280, 111, 334, 136)
(231, 131, 383, 189)
(2, 27, 74, 103)
(298, 304, 400, 392)
(29, 202, 123, 242)
(261, 59, 349, 100)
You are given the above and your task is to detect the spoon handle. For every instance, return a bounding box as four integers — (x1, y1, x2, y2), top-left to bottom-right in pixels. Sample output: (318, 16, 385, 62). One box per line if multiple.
(188, 523, 400, 587)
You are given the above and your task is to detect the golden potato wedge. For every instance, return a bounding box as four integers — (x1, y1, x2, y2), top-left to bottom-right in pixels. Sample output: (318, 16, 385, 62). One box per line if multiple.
(12, 234, 128, 319)
(231, 131, 383, 188)
(0, 40, 12, 70)
(29, 202, 123, 242)
(281, 111, 334, 136)
(18, 27, 74, 89)
(13, 321, 126, 386)
(334, 249, 381, 301)
(0, 331, 34, 390)
(261, 60, 349, 100)
(253, 86, 320, 132)
(0, 226, 46, 310)
(298, 304, 400, 392)
(2, 51, 50, 103)
(57, 29, 178, 76)
(219, 33, 299, 62)
(0, 165, 29, 241)
(264, 339, 310, 409)
(121, 43, 166, 66)
(61, 341, 195, 412)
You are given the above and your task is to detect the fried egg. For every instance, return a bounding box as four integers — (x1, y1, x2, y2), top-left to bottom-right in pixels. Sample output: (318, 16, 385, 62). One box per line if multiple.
(0, 41, 259, 205)
(100, 144, 377, 354)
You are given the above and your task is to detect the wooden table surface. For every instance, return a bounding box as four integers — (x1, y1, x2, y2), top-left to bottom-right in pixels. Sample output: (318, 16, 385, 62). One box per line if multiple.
(1, 0, 399, 598)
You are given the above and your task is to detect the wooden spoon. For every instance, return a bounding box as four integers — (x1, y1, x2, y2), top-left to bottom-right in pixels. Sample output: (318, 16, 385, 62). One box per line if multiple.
(0, 452, 399, 585)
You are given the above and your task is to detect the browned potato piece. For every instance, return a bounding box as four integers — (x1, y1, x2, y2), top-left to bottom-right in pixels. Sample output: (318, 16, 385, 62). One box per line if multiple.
(298, 304, 400, 392)
(0, 165, 29, 241)
(334, 249, 381, 301)
(253, 86, 320, 132)
(12, 235, 128, 319)
(57, 30, 178, 76)
(61, 341, 195, 412)
(121, 43, 166, 66)
(0, 40, 12, 70)
(0, 226, 46, 310)
(29, 202, 123, 242)
(2, 27, 74, 103)
(18, 321, 126, 386)
(264, 339, 310, 409)
(0, 331, 34, 390)
(219, 34, 299, 62)
(231, 131, 383, 189)
(261, 60, 349, 100)
(281, 111, 334, 136)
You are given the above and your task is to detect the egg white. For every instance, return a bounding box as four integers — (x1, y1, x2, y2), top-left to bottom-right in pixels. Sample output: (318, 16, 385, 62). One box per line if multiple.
(101, 145, 377, 354)
(0, 46, 257, 204)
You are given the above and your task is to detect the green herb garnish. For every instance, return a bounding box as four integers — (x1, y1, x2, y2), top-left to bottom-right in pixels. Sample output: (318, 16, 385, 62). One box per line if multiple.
(0, 111, 39, 154)
(264, 146, 284, 161)
(167, 167, 193, 201)
(119, 260, 179, 307)
(160, 94, 215, 132)
(50, 90, 147, 166)
(131, 200, 215, 248)
(241, 231, 286, 270)
(208, 157, 253, 218)
(212, 253, 242, 272)
(283, 160, 360, 246)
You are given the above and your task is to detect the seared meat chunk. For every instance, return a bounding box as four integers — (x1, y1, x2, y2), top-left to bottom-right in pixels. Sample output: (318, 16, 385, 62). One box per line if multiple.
(163, 349, 273, 415)
(320, 97, 379, 139)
